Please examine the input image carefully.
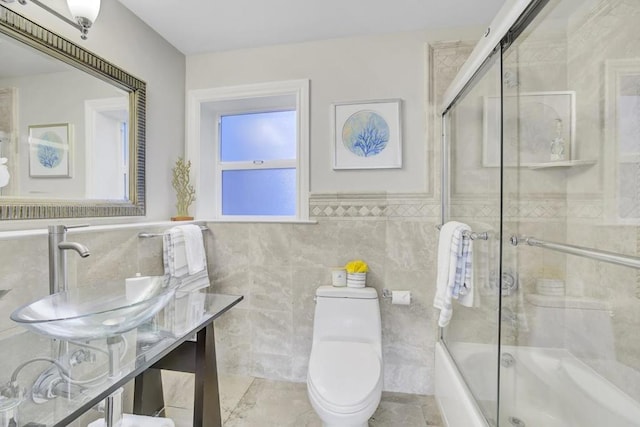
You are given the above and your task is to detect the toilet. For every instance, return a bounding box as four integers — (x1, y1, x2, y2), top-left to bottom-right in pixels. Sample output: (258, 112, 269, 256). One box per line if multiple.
(307, 285, 383, 427)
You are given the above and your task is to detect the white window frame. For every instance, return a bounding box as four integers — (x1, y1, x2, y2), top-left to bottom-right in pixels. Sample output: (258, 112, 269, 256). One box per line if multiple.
(186, 79, 309, 221)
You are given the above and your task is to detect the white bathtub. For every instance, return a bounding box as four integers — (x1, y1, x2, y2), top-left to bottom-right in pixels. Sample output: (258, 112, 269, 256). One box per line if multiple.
(435, 342, 489, 427)
(435, 341, 640, 427)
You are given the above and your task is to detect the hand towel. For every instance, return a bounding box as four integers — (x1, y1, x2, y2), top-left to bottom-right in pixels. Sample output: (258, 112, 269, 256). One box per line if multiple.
(176, 224, 206, 274)
(163, 229, 186, 277)
(163, 226, 210, 292)
(88, 414, 175, 427)
(433, 221, 472, 327)
(455, 231, 474, 308)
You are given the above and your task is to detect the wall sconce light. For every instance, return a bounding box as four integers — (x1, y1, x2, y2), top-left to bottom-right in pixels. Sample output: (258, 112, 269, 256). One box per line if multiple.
(65, 0, 100, 39)
(0, 0, 100, 40)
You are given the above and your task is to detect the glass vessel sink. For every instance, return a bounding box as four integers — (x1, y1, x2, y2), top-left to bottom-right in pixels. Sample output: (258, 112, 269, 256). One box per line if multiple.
(10, 277, 175, 341)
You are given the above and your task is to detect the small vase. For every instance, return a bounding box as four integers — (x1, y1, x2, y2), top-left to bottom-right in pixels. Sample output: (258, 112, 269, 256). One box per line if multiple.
(346, 272, 367, 288)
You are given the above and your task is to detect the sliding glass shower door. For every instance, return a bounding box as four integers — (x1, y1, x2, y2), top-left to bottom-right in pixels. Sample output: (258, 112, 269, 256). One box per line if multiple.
(499, 0, 640, 425)
(441, 51, 503, 425)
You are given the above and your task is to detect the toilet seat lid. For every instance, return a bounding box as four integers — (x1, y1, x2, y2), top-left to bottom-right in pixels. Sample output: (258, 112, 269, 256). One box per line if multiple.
(308, 341, 381, 411)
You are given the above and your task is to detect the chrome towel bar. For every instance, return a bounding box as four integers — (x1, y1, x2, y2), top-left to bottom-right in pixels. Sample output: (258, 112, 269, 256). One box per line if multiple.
(510, 235, 640, 270)
(138, 225, 208, 238)
(435, 224, 490, 241)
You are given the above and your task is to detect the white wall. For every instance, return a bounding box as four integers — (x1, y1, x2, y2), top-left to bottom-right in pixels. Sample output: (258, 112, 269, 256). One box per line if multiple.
(186, 28, 482, 195)
(1, 0, 186, 221)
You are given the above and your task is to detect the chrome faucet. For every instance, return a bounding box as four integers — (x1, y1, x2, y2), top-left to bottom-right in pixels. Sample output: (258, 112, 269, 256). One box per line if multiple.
(48, 224, 90, 294)
(58, 241, 91, 257)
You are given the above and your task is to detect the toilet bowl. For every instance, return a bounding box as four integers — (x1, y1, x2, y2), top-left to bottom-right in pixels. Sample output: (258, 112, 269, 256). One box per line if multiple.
(307, 286, 382, 427)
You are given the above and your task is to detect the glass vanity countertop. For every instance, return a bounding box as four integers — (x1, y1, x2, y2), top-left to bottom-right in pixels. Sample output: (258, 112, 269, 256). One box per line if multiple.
(1, 293, 243, 427)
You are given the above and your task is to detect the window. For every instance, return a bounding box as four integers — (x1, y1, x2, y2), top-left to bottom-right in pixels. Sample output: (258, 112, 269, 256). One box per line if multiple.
(187, 80, 309, 220)
(219, 110, 297, 216)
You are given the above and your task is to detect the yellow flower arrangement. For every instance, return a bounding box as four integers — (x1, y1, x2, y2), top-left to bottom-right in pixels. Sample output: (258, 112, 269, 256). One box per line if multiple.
(345, 259, 369, 273)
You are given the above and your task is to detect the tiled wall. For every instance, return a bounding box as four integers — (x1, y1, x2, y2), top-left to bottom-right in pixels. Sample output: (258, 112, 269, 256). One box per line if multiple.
(209, 195, 441, 394)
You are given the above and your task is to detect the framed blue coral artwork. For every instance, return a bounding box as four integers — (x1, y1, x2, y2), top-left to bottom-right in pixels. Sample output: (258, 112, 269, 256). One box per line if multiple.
(332, 99, 402, 169)
(28, 123, 71, 178)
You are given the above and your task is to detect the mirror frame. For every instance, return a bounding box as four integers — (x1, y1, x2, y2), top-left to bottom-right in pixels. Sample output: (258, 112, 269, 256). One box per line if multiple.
(0, 5, 146, 219)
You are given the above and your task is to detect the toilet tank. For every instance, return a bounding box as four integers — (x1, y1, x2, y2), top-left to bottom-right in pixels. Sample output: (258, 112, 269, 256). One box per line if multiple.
(312, 286, 381, 344)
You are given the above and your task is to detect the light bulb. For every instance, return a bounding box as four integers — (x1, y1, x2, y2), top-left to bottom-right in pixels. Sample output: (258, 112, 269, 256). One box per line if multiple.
(66, 0, 100, 26)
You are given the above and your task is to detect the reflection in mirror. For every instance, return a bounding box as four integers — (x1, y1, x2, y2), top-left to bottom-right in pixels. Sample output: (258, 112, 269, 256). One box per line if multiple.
(0, 6, 146, 219)
(0, 33, 129, 200)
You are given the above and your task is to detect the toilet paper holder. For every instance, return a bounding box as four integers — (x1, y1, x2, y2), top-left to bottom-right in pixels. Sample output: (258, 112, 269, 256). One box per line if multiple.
(381, 288, 411, 305)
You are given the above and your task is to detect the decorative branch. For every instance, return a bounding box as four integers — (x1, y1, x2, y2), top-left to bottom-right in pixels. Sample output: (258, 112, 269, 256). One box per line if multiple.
(172, 157, 196, 217)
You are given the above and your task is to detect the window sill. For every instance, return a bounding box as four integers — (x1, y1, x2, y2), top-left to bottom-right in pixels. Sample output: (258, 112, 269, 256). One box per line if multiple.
(200, 218, 317, 225)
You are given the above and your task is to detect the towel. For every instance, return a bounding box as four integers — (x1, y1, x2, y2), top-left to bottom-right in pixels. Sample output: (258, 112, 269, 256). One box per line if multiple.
(451, 234, 472, 299)
(475, 222, 498, 297)
(178, 224, 206, 274)
(88, 414, 175, 427)
(455, 234, 475, 308)
(163, 226, 210, 293)
(433, 221, 474, 327)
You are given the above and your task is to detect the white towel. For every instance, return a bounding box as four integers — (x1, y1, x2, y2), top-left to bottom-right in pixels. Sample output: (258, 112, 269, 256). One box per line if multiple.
(433, 221, 474, 327)
(176, 224, 206, 274)
(88, 414, 175, 427)
(456, 233, 475, 308)
(163, 226, 210, 292)
(163, 229, 186, 277)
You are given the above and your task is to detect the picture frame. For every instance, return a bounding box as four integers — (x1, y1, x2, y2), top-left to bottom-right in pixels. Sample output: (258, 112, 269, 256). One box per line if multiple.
(483, 91, 575, 167)
(28, 123, 71, 178)
(332, 99, 402, 169)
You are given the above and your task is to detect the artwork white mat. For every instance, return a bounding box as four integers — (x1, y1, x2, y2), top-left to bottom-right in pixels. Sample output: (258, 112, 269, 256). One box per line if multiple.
(483, 91, 575, 167)
(332, 99, 402, 169)
(28, 123, 71, 178)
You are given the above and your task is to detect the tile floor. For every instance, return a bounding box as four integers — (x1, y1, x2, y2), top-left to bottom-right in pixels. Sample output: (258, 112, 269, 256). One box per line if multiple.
(163, 373, 443, 426)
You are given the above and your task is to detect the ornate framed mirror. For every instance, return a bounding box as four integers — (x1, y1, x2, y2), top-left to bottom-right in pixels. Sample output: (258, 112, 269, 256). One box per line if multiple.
(0, 5, 145, 219)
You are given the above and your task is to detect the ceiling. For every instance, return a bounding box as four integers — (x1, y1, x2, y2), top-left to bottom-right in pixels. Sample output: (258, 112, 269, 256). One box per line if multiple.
(118, 0, 506, 55)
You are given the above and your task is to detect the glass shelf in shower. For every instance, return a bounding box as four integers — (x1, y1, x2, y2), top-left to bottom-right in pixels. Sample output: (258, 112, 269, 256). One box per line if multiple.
(526, 159, 596, 170)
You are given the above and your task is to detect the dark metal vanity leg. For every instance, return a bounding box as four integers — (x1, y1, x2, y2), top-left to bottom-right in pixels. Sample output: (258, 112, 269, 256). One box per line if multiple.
(133, 369, 165, 417)
(194, 323, 221, 427)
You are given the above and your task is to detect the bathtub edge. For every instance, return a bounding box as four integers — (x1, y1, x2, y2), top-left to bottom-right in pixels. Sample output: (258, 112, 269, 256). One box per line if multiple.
(434, 341, 490, 427)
